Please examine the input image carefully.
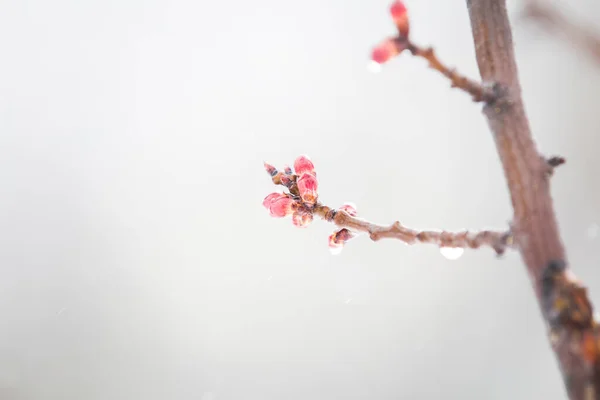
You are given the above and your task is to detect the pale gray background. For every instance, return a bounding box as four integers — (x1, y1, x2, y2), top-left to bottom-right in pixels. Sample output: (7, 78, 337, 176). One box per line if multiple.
(1, 0, 600, 399)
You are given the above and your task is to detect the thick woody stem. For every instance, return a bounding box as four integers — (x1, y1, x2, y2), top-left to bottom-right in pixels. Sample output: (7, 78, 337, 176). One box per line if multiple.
(313, 205, 513, 255)
(466, 1, 600, 398)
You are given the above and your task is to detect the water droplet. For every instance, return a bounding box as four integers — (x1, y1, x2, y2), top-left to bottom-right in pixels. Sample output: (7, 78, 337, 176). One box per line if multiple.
(329, 246, 344, 255)
(367, 61, 382, 73)
(440, 246, 464, 260)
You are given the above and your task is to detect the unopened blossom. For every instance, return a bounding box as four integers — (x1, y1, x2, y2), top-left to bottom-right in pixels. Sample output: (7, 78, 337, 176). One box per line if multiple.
(390, 0, 409, 37)
(292, 212, 313, 228)
(293, 155, 315, 176)
(263, 192, 283, 209)
(371, 38, 403, 65)
(338, 202, 358, 217)
(263, 192, 295, 218)
(296, 173, 319, 205)
(280, 174, 293, 187)
(328, 228, 356, 253)
(263, 162, 277, 177)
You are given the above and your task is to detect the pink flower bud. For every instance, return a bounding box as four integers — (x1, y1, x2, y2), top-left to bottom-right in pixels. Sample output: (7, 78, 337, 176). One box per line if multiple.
(390, 1, 409, 37)
(264, 162, 277, 177)
(268, 196, 295, 218)
(328, 228, 355, 254)
(280, 174, 293, 187)
(296, 173, 318, 205)
(263, 192, 284, 209)
(394, 16, 409, 37)
(338, 202, 357, 217)
(292, 212, 313, 228)
(389, 0, 407, 19)
(283, 165, 293, 175)
(371, 39, 402, 65)
(293, 155, 315, 176)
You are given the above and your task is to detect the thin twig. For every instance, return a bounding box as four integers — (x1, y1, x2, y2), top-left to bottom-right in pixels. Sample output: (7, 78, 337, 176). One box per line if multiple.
(405, 40, 498, 103)
(313, 205, 514, 255)
(522, 0, 600, 64)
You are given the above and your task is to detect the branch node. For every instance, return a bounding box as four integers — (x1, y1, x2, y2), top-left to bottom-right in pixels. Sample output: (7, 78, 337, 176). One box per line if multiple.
(541, 260, 595, 329)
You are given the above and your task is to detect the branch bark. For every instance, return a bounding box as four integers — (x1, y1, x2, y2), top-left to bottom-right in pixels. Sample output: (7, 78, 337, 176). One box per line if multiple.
(313, 206, 513, 255)
(466, 1, 600, 398)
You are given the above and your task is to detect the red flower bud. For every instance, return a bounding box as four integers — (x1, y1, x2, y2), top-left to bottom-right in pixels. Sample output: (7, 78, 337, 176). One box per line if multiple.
(264, 162, 277, 177)
(263, 192, 295, 217)
(280, 174, 293, 187)
(292, 212, 313, 228)
(328, 228, 355, 255)
(269, 196, 295, 218)
(371, 39, 402, 65)
(390, 0, 406, 18)
(296, 173, 319, 205)
(338, 202, 357, 217)
(263, 192, 283, 209)
(390, 1, 409, 37)
(293, 155, 315, 176)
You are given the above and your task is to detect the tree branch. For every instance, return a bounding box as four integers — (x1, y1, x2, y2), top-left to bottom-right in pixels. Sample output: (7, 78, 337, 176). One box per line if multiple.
(522, 0, 600, 65)
(263, 1, 597, 396)
(405, 41, 498, 103)
(312, 205, 513, 255)
(263, 158, 514, 256)
(466, 1, 600, 398)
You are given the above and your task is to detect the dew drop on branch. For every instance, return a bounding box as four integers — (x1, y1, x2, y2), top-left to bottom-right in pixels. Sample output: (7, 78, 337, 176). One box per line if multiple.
(440, 246, 464, 260)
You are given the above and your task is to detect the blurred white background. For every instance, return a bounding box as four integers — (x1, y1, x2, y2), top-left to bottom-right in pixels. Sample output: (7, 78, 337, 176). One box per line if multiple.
(1, 0, 600, 399)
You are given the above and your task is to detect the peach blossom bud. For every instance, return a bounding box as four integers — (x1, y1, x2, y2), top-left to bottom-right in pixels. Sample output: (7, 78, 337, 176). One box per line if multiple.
(263, 192, 284, 209)
(269, 196, 295, 218)
(293, 155, 315, 176)
(328, 228, 355, 254)
(390, 0, 406, 18)
(371, 39, 402, 65)
(296, 173, 318, 205)
(264, 162, 277, 177)
(280, 174, 293, 187)
(283, 165, 293, 175)
(292, 212, 313, 228)
(338, 202, 357, 216)
(390, 1, 410, 37)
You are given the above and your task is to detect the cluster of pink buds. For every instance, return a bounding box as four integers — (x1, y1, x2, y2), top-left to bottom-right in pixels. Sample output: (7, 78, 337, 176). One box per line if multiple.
(263, 156, 360, 253)
(371, 1, 410, 65)
(262, 155, 319, 228)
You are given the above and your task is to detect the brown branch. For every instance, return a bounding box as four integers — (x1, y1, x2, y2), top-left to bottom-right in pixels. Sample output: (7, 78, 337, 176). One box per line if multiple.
(313, 205, 514, 255)
(263, 159, 513, 256)
(404, 40, 498, 103)
(522, 0, 600, 65)
(466, 1, 600, 398)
